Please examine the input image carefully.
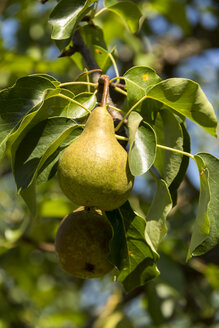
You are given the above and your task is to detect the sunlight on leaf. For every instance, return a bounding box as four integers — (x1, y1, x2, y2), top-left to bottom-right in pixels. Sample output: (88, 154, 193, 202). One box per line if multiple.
(49, 0, 96, 41)
(128, 111, 156, 176)
(104, 1, 142, 33)
(147, 78, 218, 137)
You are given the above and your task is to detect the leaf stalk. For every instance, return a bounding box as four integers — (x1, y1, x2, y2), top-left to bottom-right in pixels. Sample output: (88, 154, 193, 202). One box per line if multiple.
(156, 144, 194, 160)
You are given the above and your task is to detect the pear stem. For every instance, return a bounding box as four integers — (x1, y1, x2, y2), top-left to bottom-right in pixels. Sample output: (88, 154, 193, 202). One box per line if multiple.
(100, 75, 110, 108)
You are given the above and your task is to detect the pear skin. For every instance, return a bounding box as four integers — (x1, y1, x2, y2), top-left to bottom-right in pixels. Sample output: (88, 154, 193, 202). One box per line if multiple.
(55, 207, 113, 278)
(58, 106, 134, 211)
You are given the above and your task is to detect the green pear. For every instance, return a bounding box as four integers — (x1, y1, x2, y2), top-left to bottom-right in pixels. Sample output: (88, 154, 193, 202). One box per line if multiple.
(55, 207, 113, 278)
(57, 106, 134, 211)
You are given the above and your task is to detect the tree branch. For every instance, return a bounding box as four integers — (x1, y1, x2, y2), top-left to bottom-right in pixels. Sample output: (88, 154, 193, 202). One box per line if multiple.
(21, 236, 55, 252)
(73, 30, 100, 72)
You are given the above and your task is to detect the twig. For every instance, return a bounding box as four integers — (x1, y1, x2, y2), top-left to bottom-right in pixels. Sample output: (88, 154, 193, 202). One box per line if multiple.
(111, 82, 126, 90)
(21, 236, 55, 252)
(59, 45, 77, 58)
(73, 30, 100, 71)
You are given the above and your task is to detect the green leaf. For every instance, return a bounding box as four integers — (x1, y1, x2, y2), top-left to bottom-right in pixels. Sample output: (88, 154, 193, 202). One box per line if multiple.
(169, 122, 190, 204)
(145, 179, 172, 251)
(106, 201, 160, 293)
(13, 117, 82, 192)
(35, 74, 60, 87)
(37, 128, 83, 184)
(93, 45, 117, 72)
(124, 66, 162, 111)
(104, 0, 118, 6)
(0, 75, 57, 158)
(72, 44, 115, 72)
(7, 88, 94, 157)
(7, 89, 72, 151)
(153, 111, 184, 186)
(104, 1, 142, 33)
(71, 28, 111, 70)
(128, 112, 156, 176)
(147, 79, 218, 137)
(80, 24, 107, 50)
(21, 182, 37, 216)
(188, 153, 219, 259)
(49, 0, 97, 41)
(61, 92, 96, 120)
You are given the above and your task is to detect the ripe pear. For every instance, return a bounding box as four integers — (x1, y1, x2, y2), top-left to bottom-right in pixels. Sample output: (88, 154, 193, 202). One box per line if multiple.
(57, 106, 134, 211)
(55, 207, 113, 278)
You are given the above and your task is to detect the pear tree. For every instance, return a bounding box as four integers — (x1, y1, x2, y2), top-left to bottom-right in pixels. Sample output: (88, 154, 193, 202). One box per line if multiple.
(0, 0, 218, 294)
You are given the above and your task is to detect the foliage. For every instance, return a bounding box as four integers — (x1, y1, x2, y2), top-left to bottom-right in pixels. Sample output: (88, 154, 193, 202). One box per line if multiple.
(0, 0, 219, 327)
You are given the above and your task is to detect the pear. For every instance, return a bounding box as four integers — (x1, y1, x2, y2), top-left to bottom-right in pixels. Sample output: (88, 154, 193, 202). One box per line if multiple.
(57, 106, 134, 211)
(55, 207, 113, 278)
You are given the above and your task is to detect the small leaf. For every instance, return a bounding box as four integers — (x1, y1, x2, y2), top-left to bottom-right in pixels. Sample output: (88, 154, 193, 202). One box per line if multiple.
(145, 179, 172, 251)
(188, 153, 219, 259)
(80, 24, 107, 50)
(106, 201, 159, 293)
(104, 1, 142, 33)
(61, 92, 96, 120)
(128, 112, 156, 176)
(49, 0, 96, 41)
(153, 111, 184, 186)
(124, 66, 161, 111)
(93, 45, 117, 72)
(147, 78, 218, 137)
